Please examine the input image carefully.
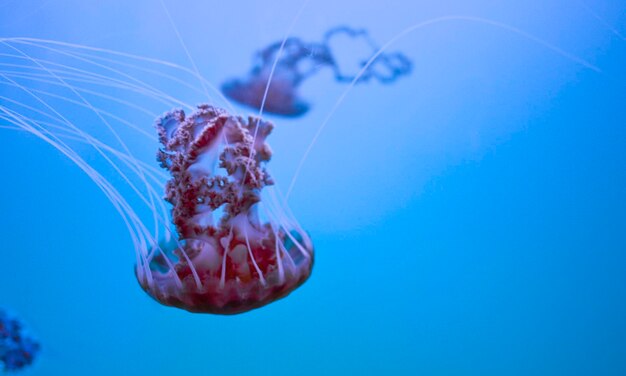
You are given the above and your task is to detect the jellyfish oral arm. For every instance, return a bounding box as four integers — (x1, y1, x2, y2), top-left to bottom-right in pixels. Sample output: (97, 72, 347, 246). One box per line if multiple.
(137, 104, 313, 314)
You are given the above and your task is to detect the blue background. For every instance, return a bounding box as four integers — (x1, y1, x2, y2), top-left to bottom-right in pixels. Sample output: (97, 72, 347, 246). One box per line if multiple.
(1, 0, 625, 374)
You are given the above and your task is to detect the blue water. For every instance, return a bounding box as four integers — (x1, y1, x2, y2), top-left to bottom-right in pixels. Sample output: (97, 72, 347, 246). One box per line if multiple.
(1, 0, 625, 374)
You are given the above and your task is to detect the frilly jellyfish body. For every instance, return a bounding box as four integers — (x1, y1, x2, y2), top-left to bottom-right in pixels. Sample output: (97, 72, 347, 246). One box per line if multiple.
(221, 26, 412, 117)
(136, 104, 314, 314)
(0, 38, 316, 315)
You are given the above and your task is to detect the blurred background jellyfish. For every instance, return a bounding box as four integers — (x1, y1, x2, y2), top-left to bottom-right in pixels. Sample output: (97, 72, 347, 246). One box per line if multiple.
(0, 309, 40, 372)
(221, 25, 412, 117)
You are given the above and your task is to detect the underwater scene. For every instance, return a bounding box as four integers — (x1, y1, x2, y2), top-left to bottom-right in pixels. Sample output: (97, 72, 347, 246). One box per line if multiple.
(1, 0, 625, 374)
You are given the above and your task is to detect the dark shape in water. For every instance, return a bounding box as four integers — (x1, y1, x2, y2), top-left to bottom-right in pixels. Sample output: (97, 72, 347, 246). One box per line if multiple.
(221, 26, 412, 117)
(0, 309, 40, 372)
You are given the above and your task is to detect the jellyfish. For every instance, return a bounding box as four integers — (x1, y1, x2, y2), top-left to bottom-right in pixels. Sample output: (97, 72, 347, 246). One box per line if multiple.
(0, 38, 315, 315)
(221, 25, 412, 117)
(0, 309, 40, 372)
(0, 14, 600, 317)
(136, 104, 314, 314)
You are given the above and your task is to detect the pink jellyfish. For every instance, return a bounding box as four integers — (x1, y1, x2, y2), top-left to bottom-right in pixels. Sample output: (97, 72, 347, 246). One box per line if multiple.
(0, 38, 314, 315)
(136, 104, 314, 314)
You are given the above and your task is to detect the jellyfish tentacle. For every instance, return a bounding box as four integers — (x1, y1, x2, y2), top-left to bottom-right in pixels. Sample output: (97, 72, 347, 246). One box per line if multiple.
(578, 1, 626, 41)
(1, 42, 197, 249)
(285, 15, 601, 200)
(238, 0, 311, 213)
(0, 53, 190, 111)
(261, 184, 312, 262)
(244, 226, 266, 286)
(0, 101, 153, 286)
(219, 228, 232, 288)
(0, 36, 240, 111)
(158, 0, 232, 114)
(0, 80, 160, 139)
(0, 90, 178, 253)
(256, 0, 311, 119)
(274, 227, 285, 284)
(4, 40, 195, 110)
(1, 68, 185, 288)
(3, 41, 167, 251)
(0, 107, 168, 183)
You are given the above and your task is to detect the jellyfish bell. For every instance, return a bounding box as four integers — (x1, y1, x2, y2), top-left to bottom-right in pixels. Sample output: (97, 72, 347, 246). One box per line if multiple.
(221, 70, 310, 117)
(135, 104, 314, 314)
